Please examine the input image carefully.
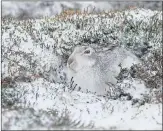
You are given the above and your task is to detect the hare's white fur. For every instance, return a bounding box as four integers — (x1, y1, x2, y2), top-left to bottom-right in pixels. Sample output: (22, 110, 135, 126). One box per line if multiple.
(67, 46, 140, 96)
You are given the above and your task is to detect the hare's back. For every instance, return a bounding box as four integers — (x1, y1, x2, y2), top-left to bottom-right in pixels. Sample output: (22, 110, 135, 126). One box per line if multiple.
(98, 47, 140, 81)
(99, 47, 127, 69)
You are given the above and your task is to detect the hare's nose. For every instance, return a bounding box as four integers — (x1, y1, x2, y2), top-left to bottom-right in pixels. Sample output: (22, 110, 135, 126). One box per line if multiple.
(67, 57, 74, 66)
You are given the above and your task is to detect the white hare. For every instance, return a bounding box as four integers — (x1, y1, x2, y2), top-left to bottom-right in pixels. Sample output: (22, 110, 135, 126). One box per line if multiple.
(67, 45, 140, 96)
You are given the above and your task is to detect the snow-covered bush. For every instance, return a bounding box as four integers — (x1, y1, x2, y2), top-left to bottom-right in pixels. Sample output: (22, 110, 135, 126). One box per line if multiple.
(2, 8, 162, 130)
(2, 1, 162, 19)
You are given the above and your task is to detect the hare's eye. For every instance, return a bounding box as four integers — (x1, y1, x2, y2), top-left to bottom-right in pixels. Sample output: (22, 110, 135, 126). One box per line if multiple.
(84, 50, 90, 54)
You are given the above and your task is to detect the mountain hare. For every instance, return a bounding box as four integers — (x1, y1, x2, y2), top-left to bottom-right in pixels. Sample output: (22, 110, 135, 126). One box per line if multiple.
(67, 45, 140, 96)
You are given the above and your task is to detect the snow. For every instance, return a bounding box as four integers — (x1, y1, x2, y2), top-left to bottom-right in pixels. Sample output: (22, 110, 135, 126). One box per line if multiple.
(2, 78, 162, 130)
(95, 103, 162, 130)
(2, 8, 162, 130)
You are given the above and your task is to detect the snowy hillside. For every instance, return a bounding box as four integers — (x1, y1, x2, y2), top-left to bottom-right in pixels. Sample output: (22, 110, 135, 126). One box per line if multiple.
(2, 1, 162, 19)
(1, 8, 162, 130)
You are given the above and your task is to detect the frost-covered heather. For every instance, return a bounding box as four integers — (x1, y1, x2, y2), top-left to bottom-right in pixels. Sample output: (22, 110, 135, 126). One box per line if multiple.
(2, 8, 162, 130)
(2, 1, 162, 19)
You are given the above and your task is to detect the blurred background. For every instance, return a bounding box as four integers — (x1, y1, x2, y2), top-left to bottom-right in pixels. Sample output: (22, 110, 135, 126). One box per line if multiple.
(2, 1, 162, 20)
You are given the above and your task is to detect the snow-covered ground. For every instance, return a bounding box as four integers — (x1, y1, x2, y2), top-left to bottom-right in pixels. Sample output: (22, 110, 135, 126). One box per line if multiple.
(2, 1, 162, 19)
(2, 78, 162, 130)
(1, 8, 162, 130)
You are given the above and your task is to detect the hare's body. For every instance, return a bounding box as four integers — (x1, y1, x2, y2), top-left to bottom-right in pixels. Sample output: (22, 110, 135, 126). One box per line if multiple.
(68, 63, 111, 95)
(67, 46, 140, 96)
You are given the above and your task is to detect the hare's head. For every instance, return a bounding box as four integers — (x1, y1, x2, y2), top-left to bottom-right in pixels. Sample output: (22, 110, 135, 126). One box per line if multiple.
(67, 46, 97, 72)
